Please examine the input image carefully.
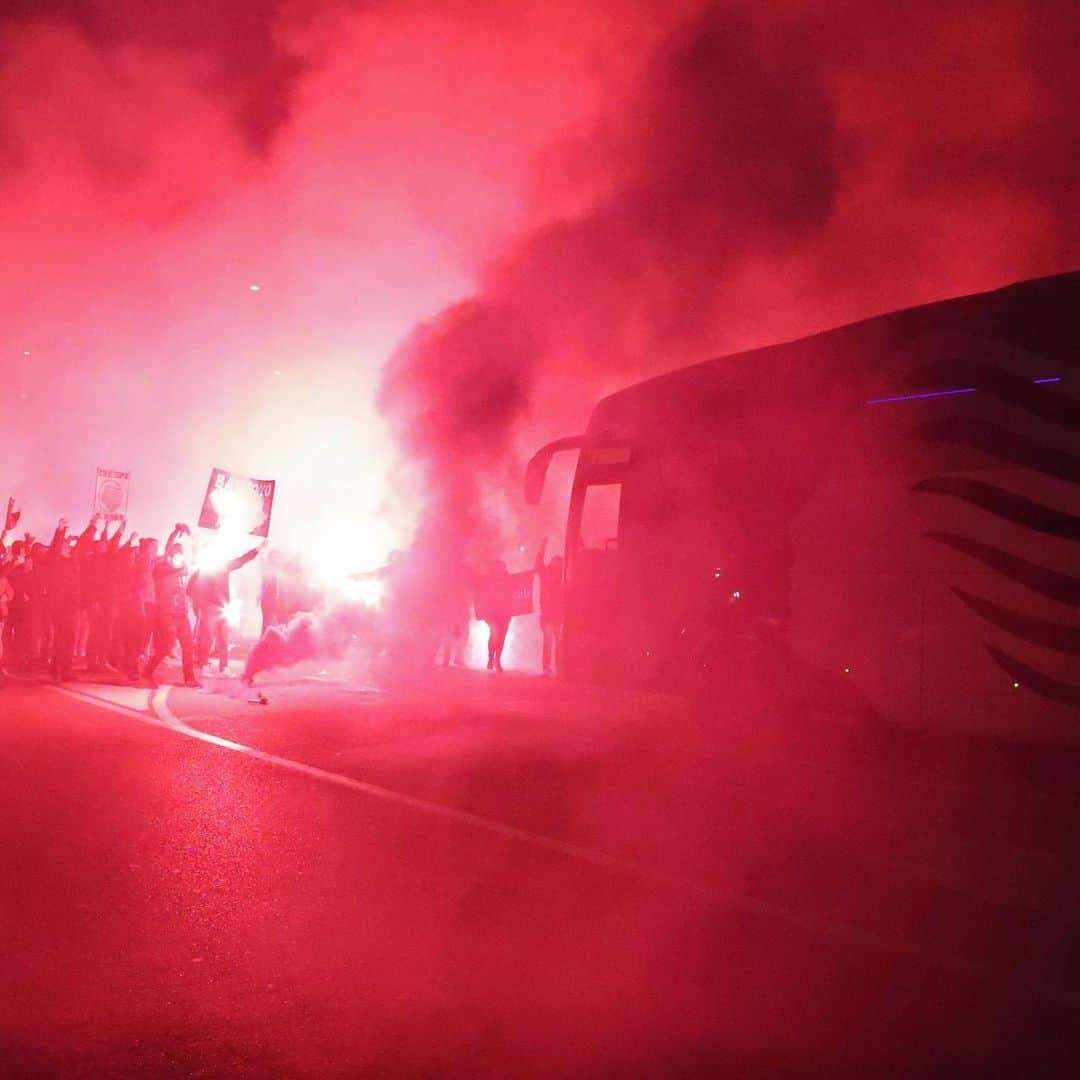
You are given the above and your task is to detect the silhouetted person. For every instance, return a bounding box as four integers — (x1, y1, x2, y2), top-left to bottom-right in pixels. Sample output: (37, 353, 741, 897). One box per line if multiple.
(435, 564, 471, 668)
(25, 540, 50, 669)
(260, 550, 286, 636)
(0, 558, 12, 674)
(475, 560, 512, 672)
(85, 519, 125, 673)
(534, 538, 565, 676)
(2, 541, 33, 669)
(189, 544, 260, 673)
(47, 519, 83, 682)
(114, 533, 147, 680)
(144, 523, 199, 688)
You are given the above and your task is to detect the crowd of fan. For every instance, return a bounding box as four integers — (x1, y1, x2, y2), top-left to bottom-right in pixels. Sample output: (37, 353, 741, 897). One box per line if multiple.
(0, 499, 270, 687)
(1, 496, 567, 686)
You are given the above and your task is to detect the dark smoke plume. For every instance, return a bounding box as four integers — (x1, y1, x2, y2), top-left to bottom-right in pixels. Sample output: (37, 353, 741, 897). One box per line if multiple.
(378, 1, 1080, 555)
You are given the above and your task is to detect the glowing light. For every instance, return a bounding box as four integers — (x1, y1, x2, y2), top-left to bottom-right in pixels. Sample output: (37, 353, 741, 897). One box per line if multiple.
(342, 576, 385, 608)
(248, 283, 261, 292)
(844, 666, 851, 673)
(195, 545, 227, 573)
(305, 504, 404, 598)
(209, 482, 266, 536)
(1012, 681, 1020, 689)
(222, 598, 243, 628)
(731, 590, 741, 599)
(868, 377, 1062, 405)
(867, 387, 976, 405)
(209, 486, 240, 517)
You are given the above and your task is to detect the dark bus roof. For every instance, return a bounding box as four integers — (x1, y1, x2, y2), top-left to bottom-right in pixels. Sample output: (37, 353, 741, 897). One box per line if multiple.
(591, 269, 1079, 431)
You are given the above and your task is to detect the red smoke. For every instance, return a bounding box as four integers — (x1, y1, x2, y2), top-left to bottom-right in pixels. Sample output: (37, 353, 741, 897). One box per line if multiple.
(1, 0, 1077, 563)
(379, 0, 1080, 556)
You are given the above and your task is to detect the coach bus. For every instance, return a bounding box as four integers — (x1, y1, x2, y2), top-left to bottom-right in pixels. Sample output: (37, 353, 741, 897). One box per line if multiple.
(525, 271, 1079, 743)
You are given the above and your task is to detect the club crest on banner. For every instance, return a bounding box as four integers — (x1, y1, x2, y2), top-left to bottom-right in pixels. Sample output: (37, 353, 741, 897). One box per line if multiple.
(93, 467, 130, 522)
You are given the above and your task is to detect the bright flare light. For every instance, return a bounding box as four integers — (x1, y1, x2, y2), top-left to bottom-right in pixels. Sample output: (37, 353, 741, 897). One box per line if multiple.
(195, 545, 228, 572)
(342, 576, 385, 609)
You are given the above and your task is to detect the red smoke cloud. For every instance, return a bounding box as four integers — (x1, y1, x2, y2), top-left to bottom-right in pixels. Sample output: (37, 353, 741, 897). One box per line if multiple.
(1, 1, 1077, 564)
(0, 0, 635, 555)
(379, 0, 1080, 557)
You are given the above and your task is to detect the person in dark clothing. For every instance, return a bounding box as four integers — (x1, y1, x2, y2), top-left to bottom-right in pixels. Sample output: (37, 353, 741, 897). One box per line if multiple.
(144, 523, 199, 688)
(534, 538, 565, 676)
(189, 544, 261, 674)
(434, 564, 471, 668)
(2, 541, 32, 669)
(114, 537, 139, 679)
(0, 556, 13, 674)
(112, 532, 150, 680)
(134, 537, 158, 662)
(84, 518, 125, 673)
(23, 541, 49, 669)
(47, 519, 84, 682)
(474, 560, 513, 672)
(259, 550, 285, 636)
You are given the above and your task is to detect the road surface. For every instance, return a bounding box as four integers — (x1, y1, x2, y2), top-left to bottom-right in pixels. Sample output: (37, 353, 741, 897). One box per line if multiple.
(2, 662, 1078, 1077)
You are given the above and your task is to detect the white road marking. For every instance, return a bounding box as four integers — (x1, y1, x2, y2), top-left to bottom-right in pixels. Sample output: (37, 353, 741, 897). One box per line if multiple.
(40, 680, 1080, 1009)
(52, 682, 1080, 914)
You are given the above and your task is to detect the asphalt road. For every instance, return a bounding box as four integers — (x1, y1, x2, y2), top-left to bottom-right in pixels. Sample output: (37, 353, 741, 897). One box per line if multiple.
(2, 663, 1079, 1077)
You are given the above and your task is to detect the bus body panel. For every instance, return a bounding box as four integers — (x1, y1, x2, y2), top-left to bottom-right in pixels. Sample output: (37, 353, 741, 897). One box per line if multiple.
(555, 271, 1079, 743)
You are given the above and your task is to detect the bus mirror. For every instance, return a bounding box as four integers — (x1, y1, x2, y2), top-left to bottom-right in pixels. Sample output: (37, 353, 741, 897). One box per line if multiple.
(524, 435, 585, 505)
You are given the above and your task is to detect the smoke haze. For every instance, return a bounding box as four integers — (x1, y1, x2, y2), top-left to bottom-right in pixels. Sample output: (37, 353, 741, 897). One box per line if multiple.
(2, 0, 1077, 560)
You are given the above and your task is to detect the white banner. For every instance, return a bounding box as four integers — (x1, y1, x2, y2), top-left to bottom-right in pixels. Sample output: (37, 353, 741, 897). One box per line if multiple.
(93, 467, 130, 522)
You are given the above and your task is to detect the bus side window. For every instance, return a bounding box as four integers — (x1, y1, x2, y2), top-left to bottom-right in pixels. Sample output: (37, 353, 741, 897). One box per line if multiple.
(579, 483, 622, 551)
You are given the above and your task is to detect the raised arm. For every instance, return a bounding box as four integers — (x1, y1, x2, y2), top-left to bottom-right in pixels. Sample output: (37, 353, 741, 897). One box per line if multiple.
(165, 522, 189, 550)
(51, 518, 69, 554)
(76, 513, 102, 552)
(227, 546, 261, 573)
(2, 497, 20, 545)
